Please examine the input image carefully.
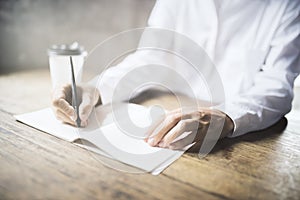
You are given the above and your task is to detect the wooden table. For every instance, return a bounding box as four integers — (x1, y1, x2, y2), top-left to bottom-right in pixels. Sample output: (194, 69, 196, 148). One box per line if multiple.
(0, 69, 300, 200)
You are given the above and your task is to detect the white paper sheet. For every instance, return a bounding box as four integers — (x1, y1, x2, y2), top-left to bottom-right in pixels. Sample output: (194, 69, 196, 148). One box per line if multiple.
(15, 103, 184, 175)
(15, 108, 80, 142)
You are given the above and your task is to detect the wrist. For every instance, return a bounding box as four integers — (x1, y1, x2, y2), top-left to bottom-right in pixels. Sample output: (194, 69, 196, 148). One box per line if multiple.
(209, 108, 234, 138)
(222, 115, 234, 137)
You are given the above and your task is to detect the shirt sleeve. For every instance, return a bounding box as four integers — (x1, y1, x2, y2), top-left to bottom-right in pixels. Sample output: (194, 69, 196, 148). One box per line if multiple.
(216, 2, 300, 137)
(95, 0, 175, 104)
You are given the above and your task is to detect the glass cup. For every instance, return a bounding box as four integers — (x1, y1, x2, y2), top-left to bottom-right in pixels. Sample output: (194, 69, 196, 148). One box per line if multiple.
(47, 42, 87, 89)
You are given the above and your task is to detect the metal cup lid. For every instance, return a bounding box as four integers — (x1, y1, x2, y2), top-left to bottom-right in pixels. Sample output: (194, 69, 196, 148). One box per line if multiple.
(48, 42, 86, 56)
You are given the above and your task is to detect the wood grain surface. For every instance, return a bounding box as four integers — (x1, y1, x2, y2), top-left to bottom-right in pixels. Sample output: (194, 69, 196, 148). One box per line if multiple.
(0, 69, 299, 200)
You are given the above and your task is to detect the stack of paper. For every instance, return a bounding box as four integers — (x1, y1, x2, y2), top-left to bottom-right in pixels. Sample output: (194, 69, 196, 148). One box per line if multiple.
(15, 103, 185, 175)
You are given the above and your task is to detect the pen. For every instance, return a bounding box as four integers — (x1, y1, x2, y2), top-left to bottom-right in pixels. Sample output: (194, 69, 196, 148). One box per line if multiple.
(70, 56, 81, 127)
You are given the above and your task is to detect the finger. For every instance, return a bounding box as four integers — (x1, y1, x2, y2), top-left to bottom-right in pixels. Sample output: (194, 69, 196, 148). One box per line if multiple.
(55, 109, 76, 126)
(147, 112, 182, 147)
(168, 130, 198, 150)
(79, 92, 94, 122)
(144, 114, 165, 142)
(160, 119, 200, 147)
(52, 84, 72, 103)
(168, 121, 210, 150)
(159, 121, 187, 148)
(53, 98, 75, 118)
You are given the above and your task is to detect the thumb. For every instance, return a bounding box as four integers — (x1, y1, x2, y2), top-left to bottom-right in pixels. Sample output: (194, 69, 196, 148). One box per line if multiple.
(78, 89, 99, 122)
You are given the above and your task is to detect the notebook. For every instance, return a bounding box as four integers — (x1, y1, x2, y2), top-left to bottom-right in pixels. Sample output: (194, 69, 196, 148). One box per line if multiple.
(14, 103, 185, 175)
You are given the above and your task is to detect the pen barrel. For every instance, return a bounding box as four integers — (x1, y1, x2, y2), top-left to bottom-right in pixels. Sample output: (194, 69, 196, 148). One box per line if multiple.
(70, 56, 81, 127)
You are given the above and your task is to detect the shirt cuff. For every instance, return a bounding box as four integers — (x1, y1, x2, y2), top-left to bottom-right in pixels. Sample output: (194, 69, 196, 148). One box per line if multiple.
(212, 102, 249, 138)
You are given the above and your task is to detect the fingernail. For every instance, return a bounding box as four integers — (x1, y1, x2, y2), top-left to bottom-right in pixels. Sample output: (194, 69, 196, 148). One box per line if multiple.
(147, 138, 155, 146)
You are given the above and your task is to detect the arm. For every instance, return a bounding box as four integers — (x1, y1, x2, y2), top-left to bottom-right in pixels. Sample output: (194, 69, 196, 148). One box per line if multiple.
(218, 2, 300, 137)
(96, 0, 176, 104)
(146, 2, 300, 149)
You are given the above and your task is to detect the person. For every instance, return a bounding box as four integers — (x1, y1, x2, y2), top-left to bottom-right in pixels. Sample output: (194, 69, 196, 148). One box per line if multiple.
(52, 0, 300, 150)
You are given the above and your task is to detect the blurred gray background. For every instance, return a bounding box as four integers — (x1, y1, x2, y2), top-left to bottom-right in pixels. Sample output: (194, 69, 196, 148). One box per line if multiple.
(0, 0, 155, 73)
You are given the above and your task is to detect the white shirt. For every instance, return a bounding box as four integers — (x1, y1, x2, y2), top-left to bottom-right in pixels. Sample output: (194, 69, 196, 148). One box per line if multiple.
(96, 0, 300, 137)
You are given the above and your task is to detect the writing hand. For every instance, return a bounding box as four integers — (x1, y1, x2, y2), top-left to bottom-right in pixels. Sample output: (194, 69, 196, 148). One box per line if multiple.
(51, 84, 101, 127)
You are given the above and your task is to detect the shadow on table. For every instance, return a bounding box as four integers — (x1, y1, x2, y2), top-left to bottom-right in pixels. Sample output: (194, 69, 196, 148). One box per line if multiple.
(187, 117, 288, 154)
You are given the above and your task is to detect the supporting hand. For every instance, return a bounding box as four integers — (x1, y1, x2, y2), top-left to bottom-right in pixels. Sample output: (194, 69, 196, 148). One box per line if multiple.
(145, 108, 234, 150)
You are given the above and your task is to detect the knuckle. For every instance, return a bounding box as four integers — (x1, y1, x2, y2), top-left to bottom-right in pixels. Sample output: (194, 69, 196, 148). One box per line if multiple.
(192, 111, 201, 119)
(57, 100, 65, 110)
(174, 113, 182, 121)
(52, 99, 59, 107)
(65, 109, 74, 117)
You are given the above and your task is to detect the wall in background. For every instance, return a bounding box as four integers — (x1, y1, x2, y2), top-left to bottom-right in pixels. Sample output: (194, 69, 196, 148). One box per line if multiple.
(0, 0, 155, 72)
